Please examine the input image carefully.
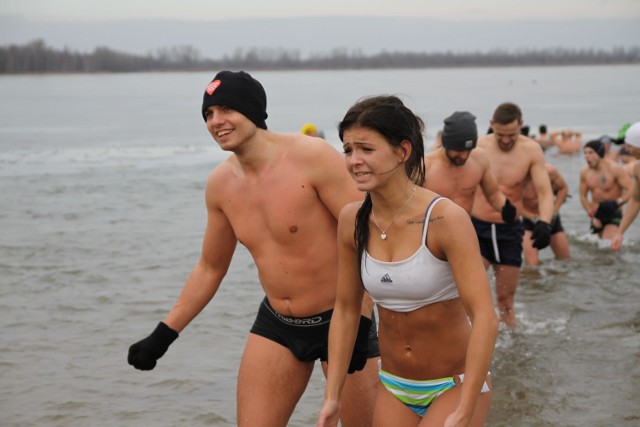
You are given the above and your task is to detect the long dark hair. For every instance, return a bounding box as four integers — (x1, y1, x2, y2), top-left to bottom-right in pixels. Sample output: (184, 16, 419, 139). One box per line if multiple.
(338, 95, 425, 275)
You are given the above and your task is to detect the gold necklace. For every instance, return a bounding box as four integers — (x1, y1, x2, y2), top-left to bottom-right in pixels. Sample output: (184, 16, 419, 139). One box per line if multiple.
(371, 185, 416, 240)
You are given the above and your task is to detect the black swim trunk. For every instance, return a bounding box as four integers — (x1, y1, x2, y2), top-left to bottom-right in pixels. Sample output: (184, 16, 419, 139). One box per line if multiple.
(249, 296, 380, 364)
(591, 210, 623, 234)
(523, 213, 564, 235)
(471, 216, 524, 267)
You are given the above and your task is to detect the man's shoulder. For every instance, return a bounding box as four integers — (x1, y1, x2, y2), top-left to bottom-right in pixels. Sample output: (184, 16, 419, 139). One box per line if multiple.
(425, 148, 445, 163)
(206, 157, 236, 185)
(518, 136, 545, 159)
(579, 164, 591, 178)
(264, 132, 342, 168)
(470, 147, 489, 164)
(545, 163, 561, 178)
(603, 158, 624, 172)
(520, 135, 543, 149)
(425, 148, 440, 159)
(477, 134, 494, 146)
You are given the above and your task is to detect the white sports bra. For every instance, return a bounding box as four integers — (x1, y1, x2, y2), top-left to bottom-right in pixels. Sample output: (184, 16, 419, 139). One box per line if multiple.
(361, 197, 460, 312)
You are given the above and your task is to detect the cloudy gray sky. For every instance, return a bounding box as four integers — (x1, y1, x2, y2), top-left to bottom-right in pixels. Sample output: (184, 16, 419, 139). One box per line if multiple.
(1, 0, 639, 58)
(2, 0, 639, 21)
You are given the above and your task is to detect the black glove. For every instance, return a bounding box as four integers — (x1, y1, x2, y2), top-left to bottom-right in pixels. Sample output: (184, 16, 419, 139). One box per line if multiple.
(128, 322, 179, 370)
(531, 220, 552, 250)
(501, 198, 517, 223)
(348, 316, 372, 374)
(594, 200, 619, 220)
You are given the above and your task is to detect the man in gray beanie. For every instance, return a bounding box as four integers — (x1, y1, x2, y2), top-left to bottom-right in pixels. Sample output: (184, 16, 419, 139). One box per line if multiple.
(128, 71, 379, 426)
(425, 110, 517, 223)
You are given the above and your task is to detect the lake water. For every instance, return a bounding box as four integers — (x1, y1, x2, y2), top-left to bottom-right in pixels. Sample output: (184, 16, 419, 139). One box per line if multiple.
(1, 65, 639, 426)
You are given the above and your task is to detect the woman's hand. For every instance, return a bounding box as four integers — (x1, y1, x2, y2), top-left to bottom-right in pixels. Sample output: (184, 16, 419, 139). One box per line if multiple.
(316, 399, 340, 427)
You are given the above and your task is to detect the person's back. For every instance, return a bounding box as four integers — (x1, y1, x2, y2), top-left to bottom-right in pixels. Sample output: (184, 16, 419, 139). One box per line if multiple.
(552, 129, 582, 154)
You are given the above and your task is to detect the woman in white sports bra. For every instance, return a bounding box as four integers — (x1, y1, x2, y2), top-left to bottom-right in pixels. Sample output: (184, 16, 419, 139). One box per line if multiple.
(317, 96, 498, 427)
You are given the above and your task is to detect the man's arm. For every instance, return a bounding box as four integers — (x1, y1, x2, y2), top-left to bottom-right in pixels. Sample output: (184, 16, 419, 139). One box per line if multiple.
(163, 173, 238, 332)
(128, 170, 238, 371)
(619, 179, 640, 235)
(529, 147, 553, 223)
(309, 140, 364, 219)
(612, 166, 640, 250)
(573, 131, 582, 143)
(579, 168, 593, 214)
(550, 130, 562, 143)
(612, 162, 633, 206)
(477, 151, 507, 213)
(548, 165, 569, 214)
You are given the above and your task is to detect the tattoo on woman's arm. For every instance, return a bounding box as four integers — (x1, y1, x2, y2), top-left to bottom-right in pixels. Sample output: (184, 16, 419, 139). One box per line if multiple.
(406, 215, 444, 225)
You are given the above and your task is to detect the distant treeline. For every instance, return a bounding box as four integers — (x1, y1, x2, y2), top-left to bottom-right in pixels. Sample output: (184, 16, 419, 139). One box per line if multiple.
(2, 39, 640, 74)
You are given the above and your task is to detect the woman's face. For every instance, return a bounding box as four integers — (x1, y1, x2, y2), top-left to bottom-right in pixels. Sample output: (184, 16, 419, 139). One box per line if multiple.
(342, 126, 403, 191)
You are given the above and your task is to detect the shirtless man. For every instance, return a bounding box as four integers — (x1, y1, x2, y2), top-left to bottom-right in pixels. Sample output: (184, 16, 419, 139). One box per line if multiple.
(612, 161, 640, 250)
(619, 147, 636, 178)
(471, 102, 554, 328)
(612, 122, 640, 250)
(620, 121, 640, 158)
(580, 139, 632, 241)
(521, 163, 571, 265)
(424, 111, 516, 222)
(551, 129, 582, 154)
(536, 124, 554, 151)
(127, 71, 379, 427)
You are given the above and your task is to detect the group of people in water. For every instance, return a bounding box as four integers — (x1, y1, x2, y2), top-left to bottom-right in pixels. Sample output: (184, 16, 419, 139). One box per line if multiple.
(127, 70, 640, 426)
(532, 122, 639, 250)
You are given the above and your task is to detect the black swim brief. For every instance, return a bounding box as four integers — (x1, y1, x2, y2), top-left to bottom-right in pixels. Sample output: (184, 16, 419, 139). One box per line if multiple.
(249, 297, 380, 364)
(590, 209, 623, 234)
(471, 216, 524, 267)
(523, 213, 564, 235)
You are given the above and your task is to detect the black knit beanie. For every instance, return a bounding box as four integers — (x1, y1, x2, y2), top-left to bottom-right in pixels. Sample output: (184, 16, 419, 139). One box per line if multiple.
(201, 70, 268, 129)
(441, 111, 478, 150)
(585, 139, 605, 158)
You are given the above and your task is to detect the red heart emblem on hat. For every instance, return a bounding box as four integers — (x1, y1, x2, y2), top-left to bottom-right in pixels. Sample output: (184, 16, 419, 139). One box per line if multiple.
(206, 80, 221, 95)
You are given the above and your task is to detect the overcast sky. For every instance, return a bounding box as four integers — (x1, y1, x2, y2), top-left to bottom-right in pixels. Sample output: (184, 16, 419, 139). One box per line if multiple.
(2, 0, 640, 21)
(2, 1, 639, 58)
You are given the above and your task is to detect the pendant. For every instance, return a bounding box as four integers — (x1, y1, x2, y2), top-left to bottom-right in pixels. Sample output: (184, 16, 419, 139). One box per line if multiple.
(381, 233, 387, 240)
